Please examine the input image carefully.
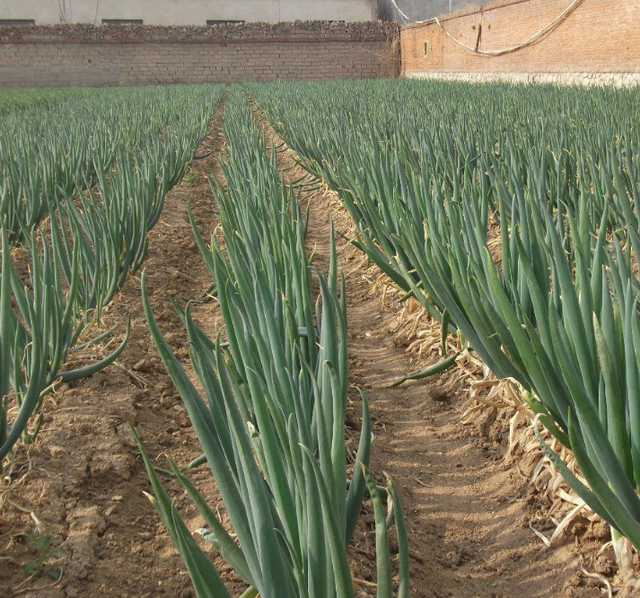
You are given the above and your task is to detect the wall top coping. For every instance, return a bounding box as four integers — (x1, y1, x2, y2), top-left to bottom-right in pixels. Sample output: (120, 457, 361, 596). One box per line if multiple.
(0, 21, 399, 44)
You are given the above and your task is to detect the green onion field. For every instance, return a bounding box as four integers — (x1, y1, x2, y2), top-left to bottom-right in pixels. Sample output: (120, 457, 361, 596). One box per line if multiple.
(1, 80, 640, 597)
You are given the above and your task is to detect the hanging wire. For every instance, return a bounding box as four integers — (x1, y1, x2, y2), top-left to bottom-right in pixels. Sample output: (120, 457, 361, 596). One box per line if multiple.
(434, 0, 587, 56)
(388, 0, 410, 25)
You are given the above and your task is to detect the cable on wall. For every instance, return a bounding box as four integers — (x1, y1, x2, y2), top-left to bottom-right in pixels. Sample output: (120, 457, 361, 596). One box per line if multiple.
(435, 0, 587, 57)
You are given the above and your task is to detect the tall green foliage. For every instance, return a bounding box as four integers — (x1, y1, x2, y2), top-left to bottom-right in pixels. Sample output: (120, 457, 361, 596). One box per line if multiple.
(0, 84, 224, 469)
(251, 79, 640, 556)
(138, 89, 409, 597)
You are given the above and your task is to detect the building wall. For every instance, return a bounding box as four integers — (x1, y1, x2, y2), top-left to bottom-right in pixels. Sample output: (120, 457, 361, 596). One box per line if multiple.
(0, 22, 399, 87)
(401, 0, 640, 85)
(378, 0, 477, 23)
(0, 0, 377, 26)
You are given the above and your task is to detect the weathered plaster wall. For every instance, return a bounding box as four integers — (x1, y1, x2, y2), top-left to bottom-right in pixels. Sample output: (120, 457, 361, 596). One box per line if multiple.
(1, 0, 377, 26)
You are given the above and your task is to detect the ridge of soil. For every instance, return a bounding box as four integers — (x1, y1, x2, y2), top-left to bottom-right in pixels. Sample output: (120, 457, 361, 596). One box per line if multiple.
(258, 115, 612, 598)
(0, 102, 240, 598)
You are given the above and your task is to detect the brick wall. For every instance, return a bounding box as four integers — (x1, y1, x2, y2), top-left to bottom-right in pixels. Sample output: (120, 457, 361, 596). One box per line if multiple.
(401, 0, 640, 85)
(0, 22, 399, 87)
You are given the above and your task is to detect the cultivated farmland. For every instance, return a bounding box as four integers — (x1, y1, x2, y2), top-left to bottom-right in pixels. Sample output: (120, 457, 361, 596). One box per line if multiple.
(1, 80, 640, 598)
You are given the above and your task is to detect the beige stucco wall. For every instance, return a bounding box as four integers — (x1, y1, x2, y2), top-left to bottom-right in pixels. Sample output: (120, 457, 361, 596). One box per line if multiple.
(1, 0, 377, 25)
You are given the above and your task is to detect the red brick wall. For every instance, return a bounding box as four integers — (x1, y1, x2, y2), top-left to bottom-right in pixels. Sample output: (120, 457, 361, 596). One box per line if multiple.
(0, 22, 400, 87)
(401, 0, 640, 80)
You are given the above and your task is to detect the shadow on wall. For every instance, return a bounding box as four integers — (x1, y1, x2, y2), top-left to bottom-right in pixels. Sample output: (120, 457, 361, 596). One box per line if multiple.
(378, 0, 479, 22)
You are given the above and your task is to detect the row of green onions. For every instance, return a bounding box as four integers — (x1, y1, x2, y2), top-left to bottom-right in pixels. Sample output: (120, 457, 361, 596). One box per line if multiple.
(251, 79, 640, 564)
(0, 86, 96, 115)
(138, 88, 409, 597)
(0, 85, 212, 244)
(0, 85, 224, 471)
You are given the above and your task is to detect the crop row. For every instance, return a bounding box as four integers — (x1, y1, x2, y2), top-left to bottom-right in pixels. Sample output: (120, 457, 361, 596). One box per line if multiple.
(0, 85, 218, 243)
(137, 88, 409, 597)
(252, 79, 640, 565)
(0, 85, 224, 469)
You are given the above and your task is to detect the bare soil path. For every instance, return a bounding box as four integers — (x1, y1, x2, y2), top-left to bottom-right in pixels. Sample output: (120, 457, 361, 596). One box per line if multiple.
(258, 114, 602, 598)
